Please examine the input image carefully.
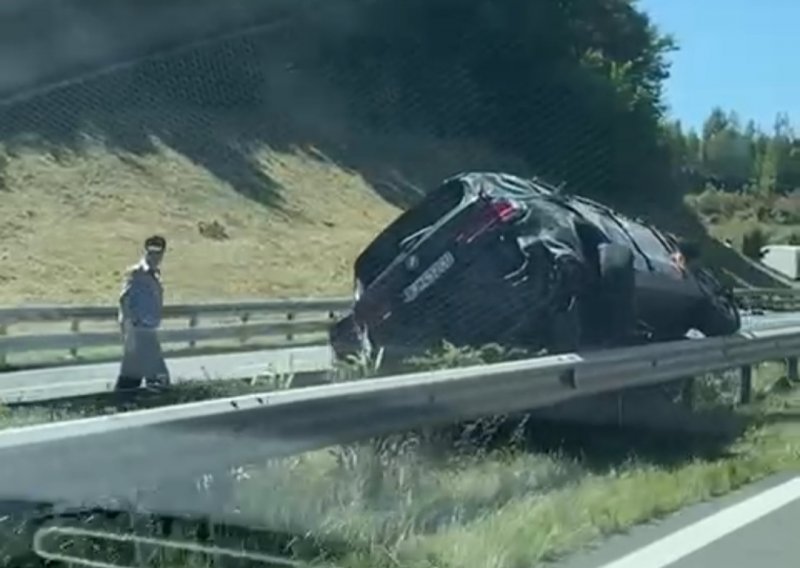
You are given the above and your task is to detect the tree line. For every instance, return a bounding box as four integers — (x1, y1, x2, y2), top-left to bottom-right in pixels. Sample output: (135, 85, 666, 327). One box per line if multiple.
(665, 108, 800, 195)
(322, 0, 676, 202)
(10, 0, 758, 209)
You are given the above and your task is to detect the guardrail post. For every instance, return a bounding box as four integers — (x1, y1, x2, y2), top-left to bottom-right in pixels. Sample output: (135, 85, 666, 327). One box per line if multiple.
(788, 357, 799, 384)
(0, 323, 6, 368)
(286, 312, 295, 343)
(239, 312, 250, 345)
(740, 365, 753, 404)
(69, 318, 80, 359)
(188, 313, 198, 349)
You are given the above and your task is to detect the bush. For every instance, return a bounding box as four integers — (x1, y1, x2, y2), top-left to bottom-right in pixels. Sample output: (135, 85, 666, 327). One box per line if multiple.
(772, 193, 800, 225)
(326, 0, 676, 202)
(742, 227, 769, 260)
(331, 341, 535, 383)
(685, 186, 756, 222)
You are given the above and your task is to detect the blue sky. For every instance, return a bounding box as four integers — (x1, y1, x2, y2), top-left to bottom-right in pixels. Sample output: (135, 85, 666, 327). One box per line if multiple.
(637, 0, 799, 132)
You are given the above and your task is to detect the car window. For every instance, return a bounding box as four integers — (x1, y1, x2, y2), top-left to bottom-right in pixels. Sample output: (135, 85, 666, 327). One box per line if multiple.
(618, 218, 673, 261)
(574, 204, 651, 271)
(616, 217, 689, 277)
(354, 180, 465, 284)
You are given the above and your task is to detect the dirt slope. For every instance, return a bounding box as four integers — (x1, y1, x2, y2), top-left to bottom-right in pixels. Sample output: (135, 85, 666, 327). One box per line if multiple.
(0, 140, 398, 304)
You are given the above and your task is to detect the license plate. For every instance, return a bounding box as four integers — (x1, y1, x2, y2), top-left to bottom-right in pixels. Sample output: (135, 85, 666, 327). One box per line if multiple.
(403, 251, 455, 303)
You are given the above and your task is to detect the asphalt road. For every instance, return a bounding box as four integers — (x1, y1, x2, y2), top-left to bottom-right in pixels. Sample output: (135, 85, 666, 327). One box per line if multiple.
(557, 473, 800, 568)
(1, 310, 797, 404)
(0, 345, 334, 403)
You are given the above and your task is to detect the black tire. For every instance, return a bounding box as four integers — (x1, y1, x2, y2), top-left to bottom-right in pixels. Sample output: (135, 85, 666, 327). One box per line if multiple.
(692, 270, 741, 337)
(598, 243, 636, 344)
(329, 314, 366, 364)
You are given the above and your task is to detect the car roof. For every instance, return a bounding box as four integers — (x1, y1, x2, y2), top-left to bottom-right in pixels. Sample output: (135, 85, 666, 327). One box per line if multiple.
(445, 171, 556, 201)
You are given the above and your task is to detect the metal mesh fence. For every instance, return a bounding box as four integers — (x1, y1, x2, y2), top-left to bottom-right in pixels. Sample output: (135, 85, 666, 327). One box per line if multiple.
(0, 1, 616, 208)
(0, 0, 659, 345)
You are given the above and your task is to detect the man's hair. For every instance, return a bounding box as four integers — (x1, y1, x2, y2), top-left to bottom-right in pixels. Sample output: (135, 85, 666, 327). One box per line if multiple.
(144, 235, 167, 252)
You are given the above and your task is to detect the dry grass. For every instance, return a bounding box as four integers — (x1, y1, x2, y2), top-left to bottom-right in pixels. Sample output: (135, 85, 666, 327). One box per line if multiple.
(0, 139, 399, 305)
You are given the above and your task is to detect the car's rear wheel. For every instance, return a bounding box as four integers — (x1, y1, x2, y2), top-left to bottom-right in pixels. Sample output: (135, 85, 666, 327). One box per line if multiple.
(692, 269, 741, 337)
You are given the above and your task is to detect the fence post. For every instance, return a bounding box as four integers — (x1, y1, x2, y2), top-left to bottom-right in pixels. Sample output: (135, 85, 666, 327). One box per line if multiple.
(69, 318, 80, 359)
(740, 365, 753, 404)
(788, 357, 799, 383)
(188, 313, 198, 349)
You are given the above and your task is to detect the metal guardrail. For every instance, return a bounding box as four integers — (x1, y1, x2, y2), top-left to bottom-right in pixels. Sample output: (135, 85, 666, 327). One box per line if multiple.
(734, 287, 800, 312)
(1, 323, 799, 517)
(0, 288, 797, 368)
(0, 297, 352, 366)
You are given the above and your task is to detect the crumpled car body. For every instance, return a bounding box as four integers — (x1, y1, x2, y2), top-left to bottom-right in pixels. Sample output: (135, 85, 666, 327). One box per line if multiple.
(330, 172, 741, 365)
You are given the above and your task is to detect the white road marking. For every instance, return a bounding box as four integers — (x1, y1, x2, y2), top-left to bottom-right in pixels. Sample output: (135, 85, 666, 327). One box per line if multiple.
(594, 476, 800, 568)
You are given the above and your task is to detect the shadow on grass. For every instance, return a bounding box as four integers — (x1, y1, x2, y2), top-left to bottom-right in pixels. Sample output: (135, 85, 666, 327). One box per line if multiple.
(519, 417, 744, 469)
(0, 6, 545, 217)
(0, 20, 783, 292)
(426, 393, 751, 475)
(0, 42, 288, 210)
(0, 3, 790, 295)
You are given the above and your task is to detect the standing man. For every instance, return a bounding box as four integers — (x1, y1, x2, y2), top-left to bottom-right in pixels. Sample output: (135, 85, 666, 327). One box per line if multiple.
(116, 235, 170, 391)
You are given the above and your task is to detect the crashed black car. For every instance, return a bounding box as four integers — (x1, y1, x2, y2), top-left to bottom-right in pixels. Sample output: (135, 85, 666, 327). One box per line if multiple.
(330, 172, 740, 365)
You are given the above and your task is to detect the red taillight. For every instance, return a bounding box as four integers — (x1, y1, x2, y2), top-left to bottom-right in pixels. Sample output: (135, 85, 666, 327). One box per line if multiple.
(457, 199, 521, 243)
(492, 200, 520, 222)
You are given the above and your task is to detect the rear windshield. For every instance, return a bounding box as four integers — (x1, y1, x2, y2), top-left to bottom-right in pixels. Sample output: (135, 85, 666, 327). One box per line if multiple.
(355, 180, 465, 286)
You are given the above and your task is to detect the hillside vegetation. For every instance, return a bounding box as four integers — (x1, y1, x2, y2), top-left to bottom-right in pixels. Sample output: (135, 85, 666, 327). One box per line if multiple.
(669, 108, 800, 257)
(0, 0, 782, 305)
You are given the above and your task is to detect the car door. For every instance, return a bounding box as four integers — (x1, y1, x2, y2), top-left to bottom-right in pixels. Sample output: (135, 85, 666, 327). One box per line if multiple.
(578, 204, 690, 327)
(614, 216, 699, 328)
(569, 202, 651, 309)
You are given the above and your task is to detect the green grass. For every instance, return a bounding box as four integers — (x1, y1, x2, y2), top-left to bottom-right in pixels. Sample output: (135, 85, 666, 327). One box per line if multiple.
(217, 385, 800, 568)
